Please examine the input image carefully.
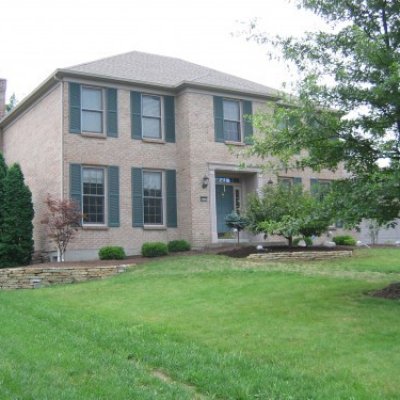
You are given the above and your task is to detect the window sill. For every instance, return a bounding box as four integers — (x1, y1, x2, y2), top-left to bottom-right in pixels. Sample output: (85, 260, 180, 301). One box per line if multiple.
(142, 138, 166, 144)
(82, 225, 109, 231)
(143, 225, 167, 231)
(81, 132, 107, 139)
(224, 141, 246, 146)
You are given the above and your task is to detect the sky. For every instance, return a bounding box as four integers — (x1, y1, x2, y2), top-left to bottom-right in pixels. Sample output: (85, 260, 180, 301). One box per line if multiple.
(0, 0, 327, 102)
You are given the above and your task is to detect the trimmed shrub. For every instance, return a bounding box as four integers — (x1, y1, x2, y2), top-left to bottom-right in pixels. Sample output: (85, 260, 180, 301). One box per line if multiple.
(293, 236, 313, 247)
(142, 242, 169, 257)
(99, 246, 126, 260)
(168, 240, 191, 252)
(332, 235, 356, 246)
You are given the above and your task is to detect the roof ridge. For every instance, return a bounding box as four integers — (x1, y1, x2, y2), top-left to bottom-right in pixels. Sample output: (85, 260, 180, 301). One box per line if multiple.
(68, 50, 192, 69)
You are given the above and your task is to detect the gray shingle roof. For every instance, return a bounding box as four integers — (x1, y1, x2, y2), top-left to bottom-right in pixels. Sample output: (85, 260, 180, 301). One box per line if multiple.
(68, 51, 278, 97)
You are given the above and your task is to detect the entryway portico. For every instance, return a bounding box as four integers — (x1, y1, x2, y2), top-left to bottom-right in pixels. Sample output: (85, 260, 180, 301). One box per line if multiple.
(208, 163, 263, 244)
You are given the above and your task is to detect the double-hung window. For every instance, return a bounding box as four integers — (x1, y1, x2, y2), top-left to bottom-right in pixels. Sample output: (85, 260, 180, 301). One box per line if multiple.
(142, 95, 162, 139)
(81, 87, 103, 133)
(214, 97, 252, 144)
(143, 171, 163, 224)
(278, 177, 302, 188)
(82, 167, 105, 224)
(223, 99, 241, 142)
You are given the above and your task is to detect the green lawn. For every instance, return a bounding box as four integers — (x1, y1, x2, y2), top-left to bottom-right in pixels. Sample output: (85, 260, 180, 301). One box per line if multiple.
(1, 248, 399, 399)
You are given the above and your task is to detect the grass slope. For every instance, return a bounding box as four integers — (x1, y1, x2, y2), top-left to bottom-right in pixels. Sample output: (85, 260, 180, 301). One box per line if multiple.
(0, 248, 399, 399)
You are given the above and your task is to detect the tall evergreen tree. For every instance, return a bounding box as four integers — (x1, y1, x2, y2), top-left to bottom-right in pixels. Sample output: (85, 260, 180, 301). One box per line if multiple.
(0, 153, 7, 236)
(0, 163, 34, 268)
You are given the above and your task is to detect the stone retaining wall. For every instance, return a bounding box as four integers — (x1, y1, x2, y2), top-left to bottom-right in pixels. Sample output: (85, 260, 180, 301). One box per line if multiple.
(0, 265, 129, 290)
(247, 250, 352, 262)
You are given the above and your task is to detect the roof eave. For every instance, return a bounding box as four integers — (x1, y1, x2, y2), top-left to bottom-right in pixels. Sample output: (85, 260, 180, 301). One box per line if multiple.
(0, 71, 61, 129)
(0, 69, 282, 129)
(177, 81, 281, 101)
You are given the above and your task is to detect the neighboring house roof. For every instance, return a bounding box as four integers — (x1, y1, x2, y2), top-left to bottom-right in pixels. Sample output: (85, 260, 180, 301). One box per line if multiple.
(0, 51, 281, 128)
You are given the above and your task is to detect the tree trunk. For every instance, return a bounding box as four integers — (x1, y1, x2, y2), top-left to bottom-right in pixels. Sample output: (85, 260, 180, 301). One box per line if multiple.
(237, 230, 240, 247)
(288, 236, 293, 248)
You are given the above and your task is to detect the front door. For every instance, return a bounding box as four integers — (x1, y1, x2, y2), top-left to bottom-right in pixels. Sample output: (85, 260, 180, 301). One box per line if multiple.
(216, 184, 234, 237)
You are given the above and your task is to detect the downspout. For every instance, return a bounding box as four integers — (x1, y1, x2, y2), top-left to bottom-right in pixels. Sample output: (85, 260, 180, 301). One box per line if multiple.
(54, 73, 64, 200)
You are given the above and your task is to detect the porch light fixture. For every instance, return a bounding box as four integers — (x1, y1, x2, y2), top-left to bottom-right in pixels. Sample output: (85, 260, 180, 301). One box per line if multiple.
(202, 175, 210, 189)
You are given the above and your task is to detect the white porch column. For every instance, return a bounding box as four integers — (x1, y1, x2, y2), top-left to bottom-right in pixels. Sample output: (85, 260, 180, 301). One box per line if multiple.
(209, 169, 218, 243)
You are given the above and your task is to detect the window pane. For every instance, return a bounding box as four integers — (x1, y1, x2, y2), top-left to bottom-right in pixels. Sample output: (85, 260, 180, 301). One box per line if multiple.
(82, 110, 103, 133)
(278, 178, 292, 188)
(143, 171, 163, 224)
(142, 96, 161, 117)
(142, 117, 161, 139)
(224, 121, 240, 142)
(82, 87, 102, 110)
(143, 171, 161, 191)
(82, 168, 105, 224)
(144, 198, 163, 224)
(223, 100, 240, 121)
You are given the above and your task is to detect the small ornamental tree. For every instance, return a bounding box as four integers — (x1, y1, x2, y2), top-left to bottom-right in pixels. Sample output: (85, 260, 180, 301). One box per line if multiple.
(225, 211, 249, 246)
(246, 183, 331, 247)
(0, 163, 34, 268)
(41, 194, 82, 262)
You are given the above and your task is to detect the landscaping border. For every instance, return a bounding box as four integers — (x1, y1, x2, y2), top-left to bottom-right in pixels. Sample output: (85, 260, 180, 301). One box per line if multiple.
(0, 265, 130, 290)
(247, 250, 353, 261)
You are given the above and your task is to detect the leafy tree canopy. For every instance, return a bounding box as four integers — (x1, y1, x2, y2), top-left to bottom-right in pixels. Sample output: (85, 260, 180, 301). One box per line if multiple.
(246, 184, 331, 246)
(247, 0, 400, 226)
(5, 93, 18, 113)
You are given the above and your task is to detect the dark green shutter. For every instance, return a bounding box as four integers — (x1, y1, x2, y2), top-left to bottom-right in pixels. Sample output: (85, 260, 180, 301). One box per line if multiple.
(106, 89, 118, 138)
(166, 170, 177, 227)
(132, 168, 143, 227)
(131, 92, 142, 140)
(242, 100, 253, 144)
(70, 164, 82, 211)
(293, 177, 302, 186)
(310, 178, 319, 197)
(164, 96, 175, 143)
(213, 96, 224, 142)
(69, 83, 81, 133)
(108, 166, 120, 227)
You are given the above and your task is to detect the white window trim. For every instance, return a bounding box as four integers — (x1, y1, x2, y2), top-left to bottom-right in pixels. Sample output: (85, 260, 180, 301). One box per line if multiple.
(142, 169, 166, 227)
(141, 94, 164, 141)
(223, 98, 243, 143)
(81, 86, 105, 136)
(82, 166, 107, 227)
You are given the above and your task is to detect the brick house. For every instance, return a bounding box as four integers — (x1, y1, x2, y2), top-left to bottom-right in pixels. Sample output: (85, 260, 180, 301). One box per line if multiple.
(0, 51, 347, 260)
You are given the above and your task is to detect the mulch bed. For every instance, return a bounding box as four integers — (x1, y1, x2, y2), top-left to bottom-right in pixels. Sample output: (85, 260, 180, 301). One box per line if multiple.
(370, 283, 400, 300)
(218, 245, 354, 259)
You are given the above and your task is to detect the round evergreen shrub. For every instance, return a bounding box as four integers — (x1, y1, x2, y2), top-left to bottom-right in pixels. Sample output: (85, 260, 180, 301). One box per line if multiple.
(141, 242, 169, 257)
(98, 246, 126, 260)
(168, 240, 191, 252)
(332, 235, 356, 246)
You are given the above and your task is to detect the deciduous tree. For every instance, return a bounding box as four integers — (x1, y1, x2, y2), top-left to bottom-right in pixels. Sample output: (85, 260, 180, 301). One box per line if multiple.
(41, 195, 82, 262)
(247, 0, 400, 226)
(246, 184, 331, 247)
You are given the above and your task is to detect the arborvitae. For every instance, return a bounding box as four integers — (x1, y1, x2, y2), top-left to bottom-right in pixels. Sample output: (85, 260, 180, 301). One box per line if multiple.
(0, 153, 7, 236)
(0, 163, 34, 267)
